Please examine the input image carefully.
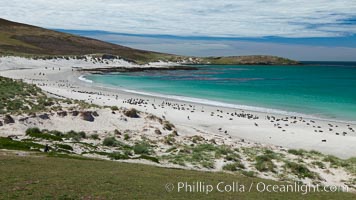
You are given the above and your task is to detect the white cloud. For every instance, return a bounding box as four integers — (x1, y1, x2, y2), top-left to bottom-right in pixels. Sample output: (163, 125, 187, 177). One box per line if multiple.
(0, 0, 356, 37)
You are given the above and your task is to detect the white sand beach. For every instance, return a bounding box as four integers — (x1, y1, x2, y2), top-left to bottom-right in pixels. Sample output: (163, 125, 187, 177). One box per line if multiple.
(1, 56, 355, 159)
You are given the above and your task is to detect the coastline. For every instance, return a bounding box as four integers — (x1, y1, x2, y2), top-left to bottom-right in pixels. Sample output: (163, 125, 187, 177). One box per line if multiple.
(79, 74, 356, 125)
(1, 57, 355, 159)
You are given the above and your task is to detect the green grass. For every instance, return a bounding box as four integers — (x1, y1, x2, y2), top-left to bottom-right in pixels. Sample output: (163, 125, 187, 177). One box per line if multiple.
(0, 137, 45, 151)
(124, 134, 130, 140)
(108, 152, 130, 160)
(322, 155, 356, 175)
(284, 161, 317, 179)
(133, 141, 151, 155)
(0, 76, 58, 114)
(0, 152, 354, 199)
(25, 128, 63, 141)
(163, 134, 176, 145)
(55, 144, 74, 151)
(25, 128, 89, 142)
(222, 161, 245, 171)
(89, 134, 99, 140)
(255, 155, 276, 173)
(0, 32, 39, 49)
(103, 137, 126, 147)
(110, 106, 119, 111)
(64, 130, 86, 142)
(241, 170, 256, 177)
(46, 152, 93, 160)
(254, 150, 280, 173)
(311, 161, 326, 169)
(136, 155, 160, 163)
(162, 144, 243, 169)
(288, 149, 306, 156)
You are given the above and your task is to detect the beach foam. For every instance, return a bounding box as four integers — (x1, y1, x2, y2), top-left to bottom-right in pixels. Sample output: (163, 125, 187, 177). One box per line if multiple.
(78, 75, 93, 83)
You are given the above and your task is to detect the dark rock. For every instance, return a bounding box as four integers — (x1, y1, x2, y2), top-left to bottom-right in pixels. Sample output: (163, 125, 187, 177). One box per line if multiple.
(172, 130, 179, 136)
(102, 54, 117, 60)
(28, 113, 36, 118)
(71, 110, 79, 116)
(0, 121, 3, 126)
(154, 129, 162, 135)
(7, 135, 18, 139)
(114, 129, 121, 135)
(57, 111, 67, 117)
(92, 111, 99, 117)
(3, 115, 15, 124)
(124, 108, 139, 118)
(38, 113, 50, 120)
(18, 117, 29, 122)
(80, 111, 94, 122)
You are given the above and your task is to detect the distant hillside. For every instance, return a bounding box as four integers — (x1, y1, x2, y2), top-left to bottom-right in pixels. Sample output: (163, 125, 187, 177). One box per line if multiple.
(0, 18, 300, 65)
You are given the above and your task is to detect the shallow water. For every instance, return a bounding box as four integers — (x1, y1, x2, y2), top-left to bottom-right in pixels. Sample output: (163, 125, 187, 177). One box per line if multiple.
(85, 62, 356, 121)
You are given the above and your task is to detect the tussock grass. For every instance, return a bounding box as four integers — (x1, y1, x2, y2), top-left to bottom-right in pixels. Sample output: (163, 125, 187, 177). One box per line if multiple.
(255, 155, 276, 173)
(0, 137, 45, 151)
(0, 76, 58, 114)
(284, 161, 318, 179)
(65, 130, 86, 142)
(162, 144, 242, 169)
(133, 141, 151, 155)
(25, 127, 63, 141)
(288, 149, 306, 156)
(90, 134, 99, 140)
(103, 137, 123, 147)
(55, 144, 73, 151)
(223, 161, 245, 171)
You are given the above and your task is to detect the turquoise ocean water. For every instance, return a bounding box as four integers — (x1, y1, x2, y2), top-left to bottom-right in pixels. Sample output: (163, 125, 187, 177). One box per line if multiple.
(85, 62, 356, 122)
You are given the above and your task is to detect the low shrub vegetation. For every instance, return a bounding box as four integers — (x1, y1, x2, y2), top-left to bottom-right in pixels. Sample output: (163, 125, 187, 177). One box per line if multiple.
(284, 161, 316, 179)
(108, 152, 130, 160)
(0, 76, 60, 114)
(90, 134, 100, 140)
(133, 141, 151, 155)
(223, 161, 245, 171)
(136, 155, 159, 163)
(55, 144, 74, 151)
(288, 149, 305, 156)
(0, 137, 45, 151)
(255, 155, 276, 172)
(65, 130, 86, 142)
(25, 127, 63, 141)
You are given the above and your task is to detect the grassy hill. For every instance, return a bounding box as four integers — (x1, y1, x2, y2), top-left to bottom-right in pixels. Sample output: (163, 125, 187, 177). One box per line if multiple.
(0, 151, 354, 200)
(0, 18, 300, 65)
(0, 18, 174, 63)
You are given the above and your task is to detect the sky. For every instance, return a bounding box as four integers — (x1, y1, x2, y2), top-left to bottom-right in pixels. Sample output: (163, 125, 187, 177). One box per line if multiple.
(1, 0, 356, 61)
